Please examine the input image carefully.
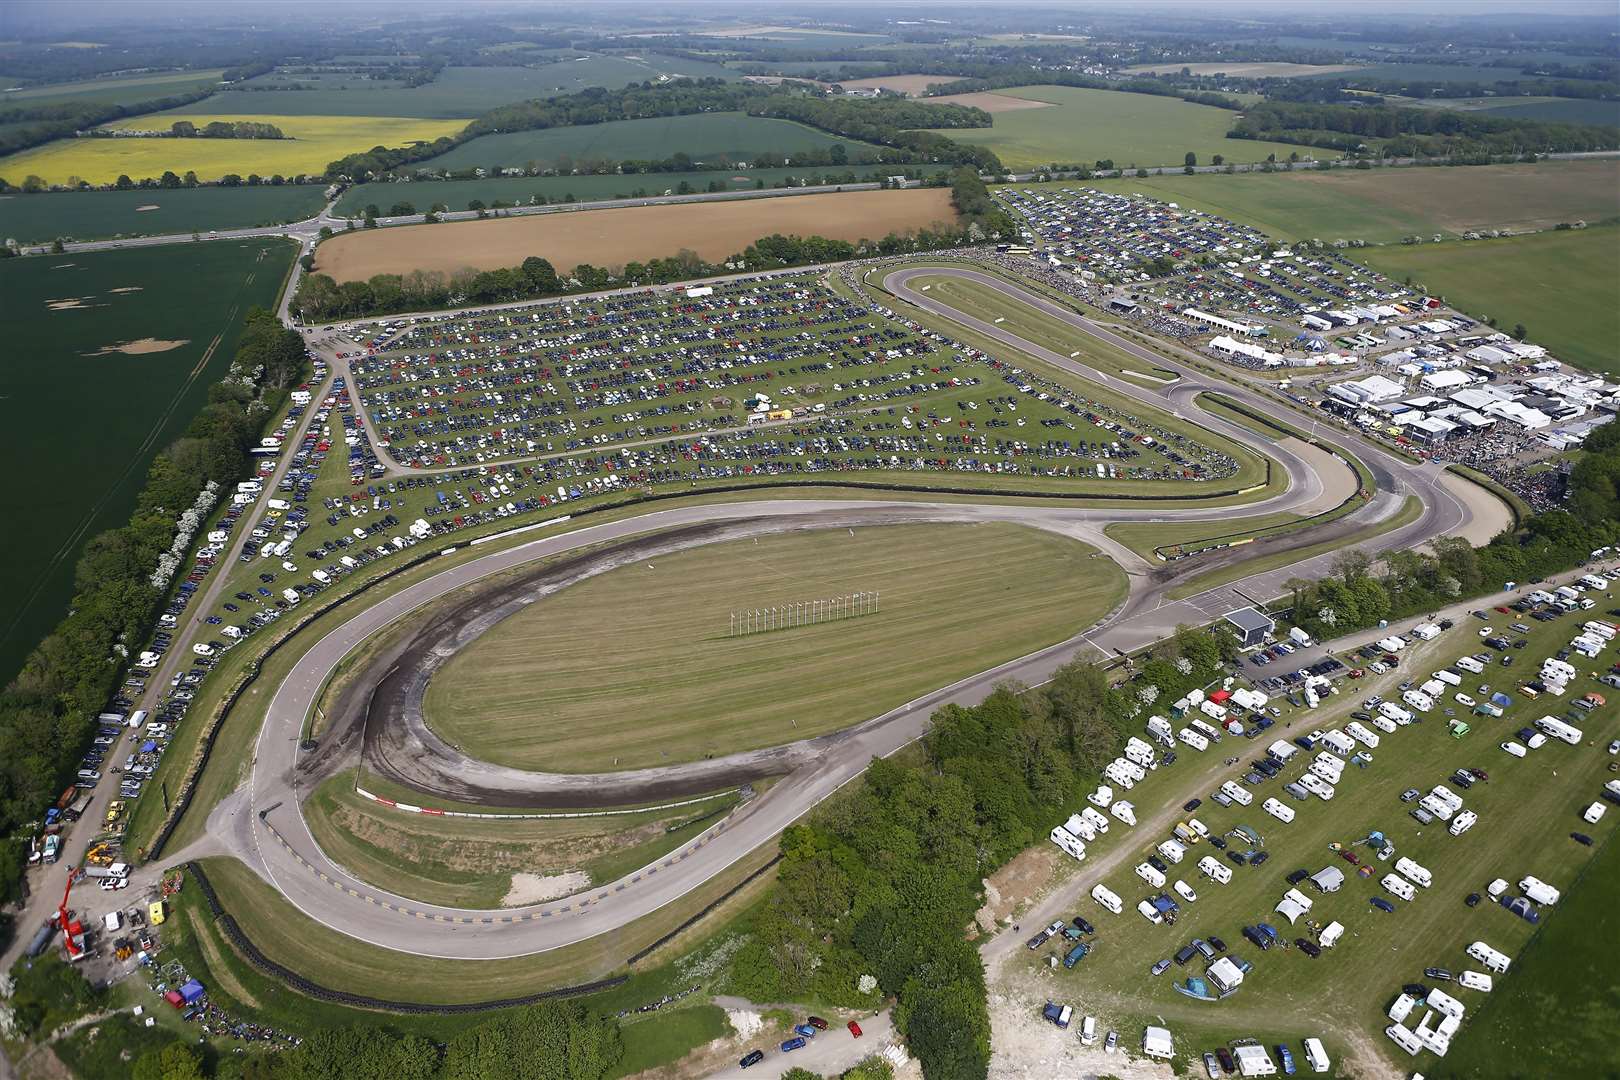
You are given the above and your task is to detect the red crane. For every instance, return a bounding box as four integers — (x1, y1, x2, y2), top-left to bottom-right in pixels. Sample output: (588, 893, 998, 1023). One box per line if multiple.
(56, 871, 85, 960)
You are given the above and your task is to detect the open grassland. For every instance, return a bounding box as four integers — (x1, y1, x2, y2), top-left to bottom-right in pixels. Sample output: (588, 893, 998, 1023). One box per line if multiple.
(303, 772, 740, 907)
(922, 86, 1306, 170)
(165, 57, 737, 119)
(1442, 828, 1620, 1078)
(835, 74, 957, 96)
(1021, 159, 1620, 244)
(0, 183, 325, 244)
(424, 523, 1124, 773)
(1, 68, 224, 108)
(0, 114, 470, 184)
(1356, 225, 1620, 376)
(0, 238, 294, 686)
(331, 166, 872, 217)
(422, 111, 882, 172)
(922, 91, 1058, 114)
(181, 842, 781, 1007)
(1023, 615, 1620, 1077)
(312, 186, 957, 279)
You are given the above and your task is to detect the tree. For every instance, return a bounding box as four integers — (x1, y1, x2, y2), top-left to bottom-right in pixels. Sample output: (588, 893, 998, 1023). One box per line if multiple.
(1512, 323, 1527, 340)
(1211, 154, 1224, 166)
(114, 173, 133, 189)
(1184, 151, 1197, 167)
(132, 1042, 203, 1080)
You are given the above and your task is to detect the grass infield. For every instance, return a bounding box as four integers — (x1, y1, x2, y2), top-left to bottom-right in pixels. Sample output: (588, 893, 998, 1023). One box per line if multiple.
(423, 522, 1126, 773)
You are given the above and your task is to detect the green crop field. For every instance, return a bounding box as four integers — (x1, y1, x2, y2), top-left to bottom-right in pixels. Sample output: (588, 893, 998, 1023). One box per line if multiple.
(0, 184, 326, 244)
(1356, 225, 1620, 376)
(0, 238, 295, 685)
(165, 57, 737, 119)
(423, 523, 1126, 773)
(1306, 62, 1536, 83)
(920, 86, 1307, 170)
(421, 111, 886, 171)
(0, 68, 225, 108)
(1012, 160, 1620, 244)
(331, 167, 882, 217)
(1021, 613, 1620, 1076)
(1396, 95, 1620, 127)
(302, 772, 740, 907)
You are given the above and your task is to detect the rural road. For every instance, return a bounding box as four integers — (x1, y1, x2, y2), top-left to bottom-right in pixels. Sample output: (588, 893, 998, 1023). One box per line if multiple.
(192, 266, 1476, 961)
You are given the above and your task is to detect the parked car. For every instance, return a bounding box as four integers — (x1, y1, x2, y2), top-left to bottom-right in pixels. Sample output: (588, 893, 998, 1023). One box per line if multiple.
(739, 1050, 765, 1068)
(1371, 897, 1395, 913)
(1425, 967, 1454, 981)
(1151, 959, 1172, 976)
(1276, 1042, 1297, 1074)
(848, 1020, 863, 1038)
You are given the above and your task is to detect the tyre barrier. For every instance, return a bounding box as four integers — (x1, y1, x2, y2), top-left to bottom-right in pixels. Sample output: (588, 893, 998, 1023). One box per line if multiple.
(626, 853, 783, 967)
(184, 861, 626, 1013)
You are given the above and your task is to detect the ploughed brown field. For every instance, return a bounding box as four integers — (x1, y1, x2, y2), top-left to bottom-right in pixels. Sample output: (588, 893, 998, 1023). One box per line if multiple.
(313, 188, 959, 282)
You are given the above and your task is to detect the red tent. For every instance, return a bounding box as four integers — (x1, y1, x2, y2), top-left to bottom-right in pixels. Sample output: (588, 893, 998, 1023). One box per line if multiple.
(164, 990, 184, 1008)
(1208, 690, 1232, 704)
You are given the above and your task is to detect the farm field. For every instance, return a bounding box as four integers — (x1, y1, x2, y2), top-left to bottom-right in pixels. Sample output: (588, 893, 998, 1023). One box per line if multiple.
(921, 86, 1308, 169)
(422, 522, 1126, 772)
(420, 111, 884, 172)
(1308, 62, 1537, 83)
(0, 68, 225, 108)
(303, 772, 741, 907)
(1394, 94, 1620, 127)
(163, 57, 736, 119)
(835, 73, 957, 95)
(1022, 159, 1620, 244)
(1356, 225, 1620, 376)
(1020, 613, 1620, 1077)
(311, 186, 957, 279)
(922, 91, 1057, 114)
(331, 166, 878, 217)
(0, 113, 471, 185)
(0, 183, 326, 244)
(0, 238, 295, 686)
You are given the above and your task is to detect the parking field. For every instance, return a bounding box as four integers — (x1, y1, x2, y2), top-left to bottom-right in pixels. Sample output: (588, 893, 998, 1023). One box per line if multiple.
(423, 522, 1126, 773)
(1017, 600, 1620, 1076)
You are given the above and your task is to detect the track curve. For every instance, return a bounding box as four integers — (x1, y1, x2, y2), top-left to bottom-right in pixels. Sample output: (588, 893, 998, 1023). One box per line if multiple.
(226, 263, 1469, 960)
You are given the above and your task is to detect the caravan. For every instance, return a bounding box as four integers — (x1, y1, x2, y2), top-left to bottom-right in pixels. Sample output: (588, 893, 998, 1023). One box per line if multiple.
(1402, 690, 1434, 712)
(1081, 806, 1111, 835)
(1466, 940, 1511, 974)
(1394, 857, 1432, 888)
(1220, 780, 1254, 806)
(1433, 669, 1462, 687)
(1198, 855, 1233, 884)
(1091, 883, 1124, 914)
(1381, 873, 1416, 901)
(1345, 721, 1381, 748)
(1263, 797, 1296, 824)
(1178, 727, 1210, 751)
(1049, 826, 1088, 862)
(1157, 839, 1187, 865)
(1065, 813, 1098, 842)
(1320, 730, 1356, 756)
(1456, 656, 1485, 675)
(1535, 716, 1583, 745)
(1378, 701, 1414, 725)
(1136, 862, 1167, 889)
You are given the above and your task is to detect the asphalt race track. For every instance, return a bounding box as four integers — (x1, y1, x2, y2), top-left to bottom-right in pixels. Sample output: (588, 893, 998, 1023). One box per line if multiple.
(214, 264, 1472, 960)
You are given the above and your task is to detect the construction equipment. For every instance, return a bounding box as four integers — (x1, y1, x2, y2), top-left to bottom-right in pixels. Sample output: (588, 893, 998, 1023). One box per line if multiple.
(55, 873, 85, 961)
(84, 841, 115, 866)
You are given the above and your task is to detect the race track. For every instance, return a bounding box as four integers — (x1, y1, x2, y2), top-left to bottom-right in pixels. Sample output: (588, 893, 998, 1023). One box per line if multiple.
(218, 263, 1470, 960)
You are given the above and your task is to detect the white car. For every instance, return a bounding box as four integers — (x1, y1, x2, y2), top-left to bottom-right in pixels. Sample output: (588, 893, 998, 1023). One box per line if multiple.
(1501, 741, 1527, 758)
(1173, 880, 1198, 903)
(1478, 627, 1494, 637)
(1455, 693, 1476, 707)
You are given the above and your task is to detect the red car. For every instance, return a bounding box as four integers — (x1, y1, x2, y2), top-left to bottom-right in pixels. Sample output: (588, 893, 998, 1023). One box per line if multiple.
(848, 1020, 863, 1038)
(1340, 850, 1360, 865)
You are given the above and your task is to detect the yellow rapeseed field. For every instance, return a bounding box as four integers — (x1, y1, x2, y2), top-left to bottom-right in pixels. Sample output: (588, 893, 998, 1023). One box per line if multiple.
(0, 115, 471, 185)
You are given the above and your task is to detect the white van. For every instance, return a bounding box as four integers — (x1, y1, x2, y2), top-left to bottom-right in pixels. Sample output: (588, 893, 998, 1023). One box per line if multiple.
(1381, 873, 1416, 901)
(1263, 797, 1296, 824)
(1137, 899, 1164, 924)
(1220, 780, 1253, 806)
(1136, 862, 1167, 888)
(1081, 1015, 1098, 1046)
(1091, 883, 1124, 914)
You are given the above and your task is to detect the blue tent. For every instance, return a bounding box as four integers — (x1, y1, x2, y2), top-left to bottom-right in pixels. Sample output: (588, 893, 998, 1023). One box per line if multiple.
(140, 740, 158, 753)
(1491, 692, 1513, 707)
(179, 979, 206, 1004)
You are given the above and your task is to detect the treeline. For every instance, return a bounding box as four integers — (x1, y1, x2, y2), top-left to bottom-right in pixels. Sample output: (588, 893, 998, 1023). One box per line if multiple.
(727, 630, 1235, 1078)
(0, 87, 217, 158)
(1288, 457, 1620, 645)
(292, 211, 983, 322)
(1268, 76, 1620, 105)
(0, 310, 305, 898)
(1230, 100, 1620, 156)
(167, 120, 286, 139)
(325, 80, 998, 179)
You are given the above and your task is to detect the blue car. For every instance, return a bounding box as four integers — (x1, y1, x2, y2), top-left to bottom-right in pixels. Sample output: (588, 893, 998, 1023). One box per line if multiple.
(781, 1037, 806, 1053)
(794, 1024, 817, 1038)
(1276, 1043, 1297, 1075)
(1371, 897, 1395, 912)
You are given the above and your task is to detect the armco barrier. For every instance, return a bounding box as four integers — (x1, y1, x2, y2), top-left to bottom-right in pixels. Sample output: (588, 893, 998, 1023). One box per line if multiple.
(147, 467, 1274, 860)
(626, 853, 783, 967)
(184, 861, 626, 1012)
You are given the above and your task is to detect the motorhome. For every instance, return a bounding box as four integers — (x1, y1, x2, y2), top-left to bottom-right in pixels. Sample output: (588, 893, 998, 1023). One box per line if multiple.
(1049, 826, 1087, 861)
